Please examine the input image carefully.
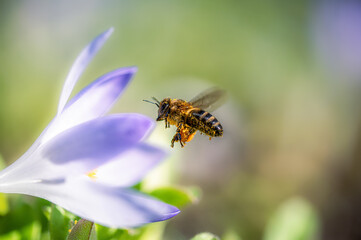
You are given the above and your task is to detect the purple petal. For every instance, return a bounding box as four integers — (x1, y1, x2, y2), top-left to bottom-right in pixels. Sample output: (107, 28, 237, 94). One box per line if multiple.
(95, 143, 168, 187)
(43, 67, 137, 144)
(0, 177, 180, 228)
(312, 1, 361, 83)
(57, 28, 114, 115)
(4, 29, 118, 168)
(0, 114, 154, 183)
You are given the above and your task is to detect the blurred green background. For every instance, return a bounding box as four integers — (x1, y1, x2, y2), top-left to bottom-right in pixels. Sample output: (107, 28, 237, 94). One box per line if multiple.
(1, 0, 361, 239)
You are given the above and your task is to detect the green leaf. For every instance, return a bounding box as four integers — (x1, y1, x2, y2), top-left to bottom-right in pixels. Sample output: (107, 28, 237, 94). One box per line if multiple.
(191, 232, 220, 240)
(132, 182, 142, 191)
(222, 229, 242, 240)
(0, 231, 21, 240)
(0, 196, 47, 234)
(149, 186, 201, 208)
(43, 206, 52, 220)
(20, 221, 42, 240)
(138, 222, 166, 240)
(0, 155, 9, 216)
(67, 219, 96, 240)
(96, 224, 142, 240)
(0, 193, 9, 216)
(49, 205, 72, 240)
(263, 197, 320, 240)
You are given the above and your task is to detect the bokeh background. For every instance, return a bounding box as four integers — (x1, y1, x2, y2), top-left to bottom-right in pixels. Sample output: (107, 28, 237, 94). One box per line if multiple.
(1, 0, 361, 239)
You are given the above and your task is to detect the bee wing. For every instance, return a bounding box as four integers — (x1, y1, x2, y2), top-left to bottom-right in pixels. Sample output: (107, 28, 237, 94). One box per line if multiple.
(189, 87, 227, 112)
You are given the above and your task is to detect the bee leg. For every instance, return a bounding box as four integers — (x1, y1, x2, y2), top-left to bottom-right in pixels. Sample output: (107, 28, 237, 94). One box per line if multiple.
(171, 132, 183, 148)
(176, 132, 184, 148)
(178, 126, 186, 148)
(171, 124, 186, 148)
(171, 134, 177, 148)
(165, 118, 168, 129)
(171, 126, 181, 148)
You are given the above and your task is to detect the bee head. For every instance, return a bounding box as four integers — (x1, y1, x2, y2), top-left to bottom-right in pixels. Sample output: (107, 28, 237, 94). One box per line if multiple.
(156, 98, 171, 121)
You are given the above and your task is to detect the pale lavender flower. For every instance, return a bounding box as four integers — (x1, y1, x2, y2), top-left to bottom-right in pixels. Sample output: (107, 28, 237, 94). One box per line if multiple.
(312, 0, 361, 83)
(0, 28, 179, 228)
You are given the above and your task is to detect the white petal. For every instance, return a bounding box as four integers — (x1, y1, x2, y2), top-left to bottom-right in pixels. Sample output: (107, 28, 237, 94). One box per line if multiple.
(0, 114, 153, 184)
(0, 176, 180, 228)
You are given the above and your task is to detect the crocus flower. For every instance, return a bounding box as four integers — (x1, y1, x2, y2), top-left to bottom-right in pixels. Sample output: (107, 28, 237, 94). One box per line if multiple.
(312, 0, 361, 84)
(0, 28, 179, 228)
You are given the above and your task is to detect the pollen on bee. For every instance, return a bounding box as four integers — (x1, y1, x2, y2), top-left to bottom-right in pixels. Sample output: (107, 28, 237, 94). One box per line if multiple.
(86, 169, 98, 181)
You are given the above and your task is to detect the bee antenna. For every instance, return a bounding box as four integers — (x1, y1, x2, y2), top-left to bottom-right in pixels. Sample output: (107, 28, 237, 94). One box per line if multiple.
(143, 99, 160, 107)
(151, 97, 160, 104)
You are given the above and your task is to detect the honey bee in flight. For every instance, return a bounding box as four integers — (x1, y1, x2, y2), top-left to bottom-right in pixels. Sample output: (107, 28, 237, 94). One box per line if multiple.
(144, 88, 226, 148)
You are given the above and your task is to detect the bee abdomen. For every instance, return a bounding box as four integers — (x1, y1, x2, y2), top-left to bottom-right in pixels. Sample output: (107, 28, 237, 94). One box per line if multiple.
(190, 110, 223, 137)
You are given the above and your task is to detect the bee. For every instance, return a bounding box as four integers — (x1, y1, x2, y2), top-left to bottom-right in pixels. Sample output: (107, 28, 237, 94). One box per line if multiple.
(144, 88, 226, 148)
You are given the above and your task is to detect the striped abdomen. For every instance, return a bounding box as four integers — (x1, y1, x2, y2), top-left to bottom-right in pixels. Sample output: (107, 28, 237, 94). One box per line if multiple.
(187, 109, 223, 137)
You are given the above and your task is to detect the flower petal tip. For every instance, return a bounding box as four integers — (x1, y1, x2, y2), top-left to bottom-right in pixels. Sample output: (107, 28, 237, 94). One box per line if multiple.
(105, 27, 114, 36)
(97, 28, 114, 44)
(57, 28, 116, 115)
(110, 66, 138, 81)
(142, 116, 156, 137)
(131, 66, 138, 73)
(156, 207, 181, 222)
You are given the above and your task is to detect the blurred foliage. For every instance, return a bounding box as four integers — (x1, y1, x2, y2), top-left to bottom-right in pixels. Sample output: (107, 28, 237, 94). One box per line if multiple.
(0, 155, 9, 216)
(190, 232, 220, 240)
(96, 224, 142, 240)
(49, 205, 73, 240)
(0, 196, 50, 239)
(264, 197, 320, 240)
(0, 193, 9, 216)
(222, 229, 242, 240)
(149, 186, 201, 208)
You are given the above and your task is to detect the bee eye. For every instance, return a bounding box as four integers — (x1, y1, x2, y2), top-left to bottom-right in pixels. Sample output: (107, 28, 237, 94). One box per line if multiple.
(160, 103, 169, 112)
